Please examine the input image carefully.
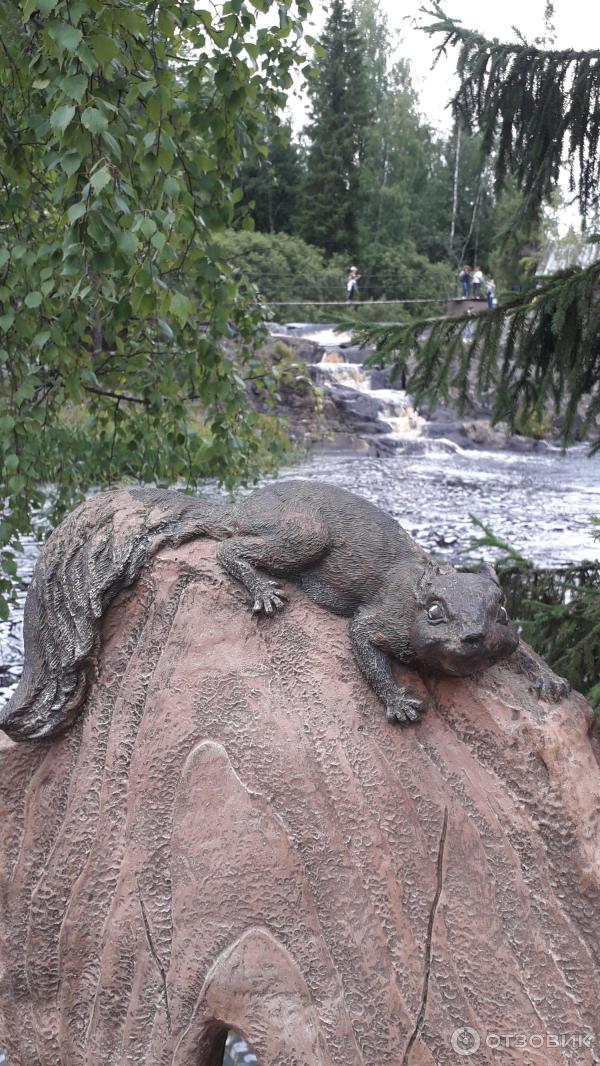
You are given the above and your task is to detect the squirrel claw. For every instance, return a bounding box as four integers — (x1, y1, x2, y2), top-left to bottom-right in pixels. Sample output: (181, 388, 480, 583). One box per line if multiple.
(536, 671, 570, 703)
(252, 583, 287, 616)
(268, 582, 287, 602)
(385, 694, 424, 725)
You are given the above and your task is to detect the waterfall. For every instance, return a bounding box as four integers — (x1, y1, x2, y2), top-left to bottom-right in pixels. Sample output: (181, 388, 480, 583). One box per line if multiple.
(312, 358, 426, 440)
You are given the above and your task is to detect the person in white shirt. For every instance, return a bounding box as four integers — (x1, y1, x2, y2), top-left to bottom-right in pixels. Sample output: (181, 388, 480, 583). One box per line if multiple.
(346, 265, 360, 302)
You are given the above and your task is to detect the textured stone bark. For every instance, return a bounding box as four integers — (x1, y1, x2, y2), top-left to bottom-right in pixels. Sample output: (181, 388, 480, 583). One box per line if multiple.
(0, 538, 599, 1065)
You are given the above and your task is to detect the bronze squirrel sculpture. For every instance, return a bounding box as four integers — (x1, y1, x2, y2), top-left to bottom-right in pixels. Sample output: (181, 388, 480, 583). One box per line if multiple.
(1, 480, 569, 741)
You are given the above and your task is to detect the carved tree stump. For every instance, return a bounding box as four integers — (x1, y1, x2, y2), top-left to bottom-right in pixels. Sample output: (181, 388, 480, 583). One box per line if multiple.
(0, 538, 599, 1065)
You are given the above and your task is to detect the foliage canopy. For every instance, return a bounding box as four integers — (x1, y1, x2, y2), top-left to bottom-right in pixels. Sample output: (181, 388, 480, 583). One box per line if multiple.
(0, 0, 311, 616)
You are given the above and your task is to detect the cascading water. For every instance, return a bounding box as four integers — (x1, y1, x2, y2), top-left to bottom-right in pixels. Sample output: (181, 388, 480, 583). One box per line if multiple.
(312, 358, 426, 439)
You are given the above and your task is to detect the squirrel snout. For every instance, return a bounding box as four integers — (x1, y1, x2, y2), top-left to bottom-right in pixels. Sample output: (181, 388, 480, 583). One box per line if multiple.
(462, 632, 485, 647)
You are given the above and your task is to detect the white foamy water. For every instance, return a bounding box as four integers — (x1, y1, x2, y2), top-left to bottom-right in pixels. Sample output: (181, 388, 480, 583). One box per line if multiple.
(314, 360, 426, 439)
(273, 322, 354, 347)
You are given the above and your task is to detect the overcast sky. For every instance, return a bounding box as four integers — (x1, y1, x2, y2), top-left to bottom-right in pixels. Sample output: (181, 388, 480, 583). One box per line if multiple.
(292, 1, 600, 132)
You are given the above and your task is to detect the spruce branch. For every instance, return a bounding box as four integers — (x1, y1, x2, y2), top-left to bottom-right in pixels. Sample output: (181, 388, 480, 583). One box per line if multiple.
(420, 3, 600, 220)
(360, 261, 600, 449)
(467, 516, 532, 569)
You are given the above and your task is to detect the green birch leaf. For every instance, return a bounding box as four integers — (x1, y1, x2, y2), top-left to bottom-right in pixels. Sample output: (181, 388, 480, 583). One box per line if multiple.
(67, 201, 87, 223)
(24, 0, 59, 18)
(60, 74, 88, 102)
(48, 21, 83, 53)
(50, 104, 76, 134)
(81, 107, 109, 133)
(170, 291, 194, 324)
(157, 318, 174, 341)
(115, 9, 147, 36)
(151, 231, 167, 251)
(101, 131, 122, 161)
(60, 149, 83, 176)
(89, 34, 120, 65)
(91, 167, 111, 193)
(118, 231, 139, 255)
(38, 0, 60, 14)
(139, 218, 157, 238)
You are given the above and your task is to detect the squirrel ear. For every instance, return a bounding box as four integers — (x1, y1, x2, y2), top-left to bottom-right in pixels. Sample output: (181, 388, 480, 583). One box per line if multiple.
(479, 562, 501, 587)
(416, 560, 440, 597)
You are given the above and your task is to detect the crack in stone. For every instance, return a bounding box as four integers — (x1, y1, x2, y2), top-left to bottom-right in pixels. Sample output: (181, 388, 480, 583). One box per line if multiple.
(137, 881, 171, 1034)
(402, 806, 448, 1065)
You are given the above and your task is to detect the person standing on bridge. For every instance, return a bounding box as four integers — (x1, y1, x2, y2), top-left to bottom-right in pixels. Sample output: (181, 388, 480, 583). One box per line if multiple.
(346, 265, 360, 302)
(472, 265, 484, 299)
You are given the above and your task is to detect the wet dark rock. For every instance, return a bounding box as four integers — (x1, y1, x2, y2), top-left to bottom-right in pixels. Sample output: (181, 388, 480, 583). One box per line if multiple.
(365, 436, 402, 456)
(326, 383, 386, 425)
(351, 420, 392, 435)
(310, 433, 376, 456)
(271, 334, 324, 363)
(367, 366, 396, 390)
(335, 344, 372, 364)
(420, 403, 461, 424)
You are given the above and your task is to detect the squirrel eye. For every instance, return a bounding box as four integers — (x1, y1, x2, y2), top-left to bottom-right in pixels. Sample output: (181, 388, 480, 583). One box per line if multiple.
(496, 606, 508, 625)
(427, 603, 446, 624)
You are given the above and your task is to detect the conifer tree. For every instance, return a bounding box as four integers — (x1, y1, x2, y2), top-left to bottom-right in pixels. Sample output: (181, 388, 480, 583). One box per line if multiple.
(236, 119, 304, 235)
(300, 0, 369, 259)
(362, 3, 600, 448)
(348, 0, 496, 284)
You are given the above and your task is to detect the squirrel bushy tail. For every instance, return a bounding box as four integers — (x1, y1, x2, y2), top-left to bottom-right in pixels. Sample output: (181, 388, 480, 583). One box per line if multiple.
(1, 488, 231, 742)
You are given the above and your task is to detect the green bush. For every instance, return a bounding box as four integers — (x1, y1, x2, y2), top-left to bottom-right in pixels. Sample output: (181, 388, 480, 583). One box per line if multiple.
(218, 231, 347, 306)
(359, 243, 454, 309)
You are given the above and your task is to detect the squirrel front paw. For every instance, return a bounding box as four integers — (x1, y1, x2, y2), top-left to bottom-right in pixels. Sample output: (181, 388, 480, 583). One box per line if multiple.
(252, 579, 287, 616)
(385, 691, 425, 724)
(535, 670, 570, 703)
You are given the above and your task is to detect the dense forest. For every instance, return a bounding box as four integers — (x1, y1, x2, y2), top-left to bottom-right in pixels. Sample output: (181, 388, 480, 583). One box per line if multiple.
(228, 0, 544, 312)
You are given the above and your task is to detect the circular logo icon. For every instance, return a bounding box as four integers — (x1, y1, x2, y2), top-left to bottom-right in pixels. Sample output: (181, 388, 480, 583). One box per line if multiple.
(451, 1027, 481, 1056)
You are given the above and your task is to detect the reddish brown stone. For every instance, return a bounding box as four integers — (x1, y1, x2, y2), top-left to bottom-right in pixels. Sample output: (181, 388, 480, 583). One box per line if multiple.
(0, 539, 599, 1065)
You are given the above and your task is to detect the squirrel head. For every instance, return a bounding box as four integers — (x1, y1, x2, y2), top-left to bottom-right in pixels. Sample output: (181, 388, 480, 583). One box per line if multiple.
(407, 562, 519, 677)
